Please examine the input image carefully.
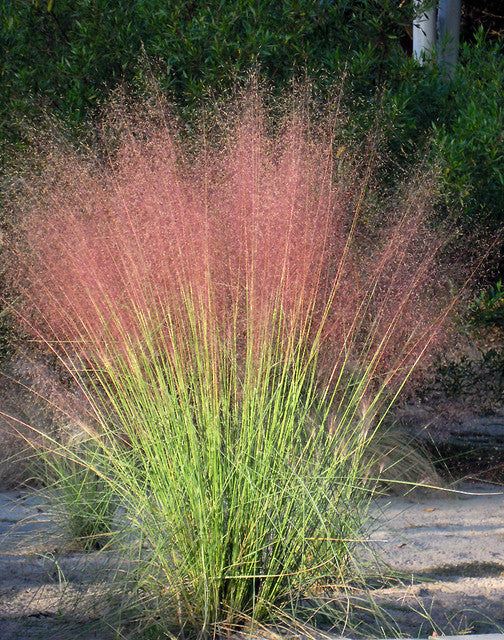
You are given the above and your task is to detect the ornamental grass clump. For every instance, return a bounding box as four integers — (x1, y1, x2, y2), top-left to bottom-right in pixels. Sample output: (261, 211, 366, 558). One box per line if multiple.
(40, 436, 118, 550)
(8, 86, 455, 637)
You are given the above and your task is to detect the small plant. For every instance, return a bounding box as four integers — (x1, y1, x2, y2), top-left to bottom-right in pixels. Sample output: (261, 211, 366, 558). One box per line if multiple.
(469, 279, 504, 329)
(7, 84, 461, 638)
(41, 436, 118, 550)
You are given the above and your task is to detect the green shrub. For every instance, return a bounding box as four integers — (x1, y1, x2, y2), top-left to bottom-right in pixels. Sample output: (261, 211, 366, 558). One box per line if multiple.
(353, 29, 504, 276)
(0, 0, 412, 153)
(469, 279, 504, 328)
(434, 28, 504, 231)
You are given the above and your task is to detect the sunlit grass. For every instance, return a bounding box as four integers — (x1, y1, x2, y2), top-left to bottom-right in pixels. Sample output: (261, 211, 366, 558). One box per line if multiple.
(6, 84, 461, 638)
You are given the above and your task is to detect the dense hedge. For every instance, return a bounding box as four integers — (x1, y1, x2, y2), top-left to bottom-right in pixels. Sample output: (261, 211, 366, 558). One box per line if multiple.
(375, 27, 504, 235)
(1, 1, 504, 259)
(437, 31, 504, 230)
(1, 0, 411, 146)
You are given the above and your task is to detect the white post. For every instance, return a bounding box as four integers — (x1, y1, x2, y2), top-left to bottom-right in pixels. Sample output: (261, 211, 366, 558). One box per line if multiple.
(413, 0, 437, 64)
(437, 0, 462, 77)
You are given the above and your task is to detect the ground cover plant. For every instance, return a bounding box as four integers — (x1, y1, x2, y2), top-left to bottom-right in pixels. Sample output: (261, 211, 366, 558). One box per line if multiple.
(5, 85, 466, 638)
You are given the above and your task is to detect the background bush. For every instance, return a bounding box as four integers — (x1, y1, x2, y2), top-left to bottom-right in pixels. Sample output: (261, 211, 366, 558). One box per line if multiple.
(435, 30, 504, 234)
(0, 0, 411, 144)
(2, 1, 503, 244)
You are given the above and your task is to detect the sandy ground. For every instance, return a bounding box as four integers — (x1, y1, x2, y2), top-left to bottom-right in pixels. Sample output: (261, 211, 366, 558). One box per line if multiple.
(1, 484, 504, 639)
(0, 491, 119, 639)
(359, 483, 504, 637)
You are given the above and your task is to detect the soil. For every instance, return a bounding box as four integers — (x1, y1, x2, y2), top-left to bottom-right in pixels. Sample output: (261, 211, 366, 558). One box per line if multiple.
(0, 491, 117, 640)
(361, 482, 504, 637)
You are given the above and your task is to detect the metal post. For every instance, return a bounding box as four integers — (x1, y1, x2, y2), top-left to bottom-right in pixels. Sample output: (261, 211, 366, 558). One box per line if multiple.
(413, 0, 437, 64)
(437, 0, 462, 78)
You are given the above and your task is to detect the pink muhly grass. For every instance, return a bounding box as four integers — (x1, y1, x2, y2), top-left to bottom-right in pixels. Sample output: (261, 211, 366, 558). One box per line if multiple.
(4, 86, 467, 637)
(10, 91, 450, 404)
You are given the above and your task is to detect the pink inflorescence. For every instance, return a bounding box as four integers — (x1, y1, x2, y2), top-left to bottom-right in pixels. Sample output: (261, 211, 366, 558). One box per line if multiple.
(13, 89, 450, 394)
